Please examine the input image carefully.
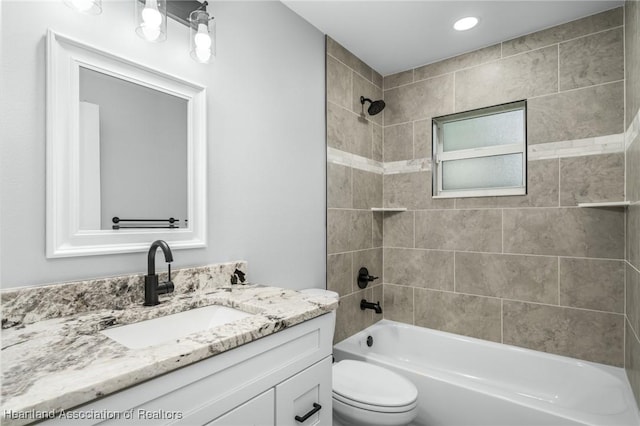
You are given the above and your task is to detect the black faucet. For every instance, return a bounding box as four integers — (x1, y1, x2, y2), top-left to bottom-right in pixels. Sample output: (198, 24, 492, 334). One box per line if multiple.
(361, 299, 382, 314)
(144, 240, 175, 306)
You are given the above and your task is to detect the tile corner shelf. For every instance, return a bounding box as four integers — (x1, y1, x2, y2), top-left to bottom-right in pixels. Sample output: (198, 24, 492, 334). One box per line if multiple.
(371, 207, 408, 212)
(577, 201, 630, 208)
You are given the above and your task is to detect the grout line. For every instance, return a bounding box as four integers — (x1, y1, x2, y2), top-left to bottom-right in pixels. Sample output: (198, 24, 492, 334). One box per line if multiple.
(558, 257, 561, 306)
(453, 251, 457, 292)
(557, 44, 560, 93)
(381, 283, 626, 316)
(412, 211, 416, 248)
(501, 299, 504, 343)
(412, 287, 416, 325)
(378, 246, 627, 262)
(528, 79, 625, 100)
(557, 158, 561, 207)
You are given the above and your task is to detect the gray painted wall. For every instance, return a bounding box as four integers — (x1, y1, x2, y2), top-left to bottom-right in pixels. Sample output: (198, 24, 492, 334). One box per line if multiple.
(0, 1, 326, 290)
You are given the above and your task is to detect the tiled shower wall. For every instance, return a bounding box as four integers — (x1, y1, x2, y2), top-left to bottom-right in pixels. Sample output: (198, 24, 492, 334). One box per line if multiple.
(625, 0, 640, 406)
(381, 7, 628, 366)
(326, 37, 385, 343)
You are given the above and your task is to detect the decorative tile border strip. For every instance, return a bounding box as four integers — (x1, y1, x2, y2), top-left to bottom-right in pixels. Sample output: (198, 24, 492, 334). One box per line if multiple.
(384, 158, 432, 175)
(528, 134, 624, 160)
(328, 132, 625, 175)
(626, 110, 640, 150)
(327, 147, 383, 174)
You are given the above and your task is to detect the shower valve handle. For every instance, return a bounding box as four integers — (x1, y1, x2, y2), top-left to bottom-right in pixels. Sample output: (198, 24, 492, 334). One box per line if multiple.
(358, 267, 379, 289)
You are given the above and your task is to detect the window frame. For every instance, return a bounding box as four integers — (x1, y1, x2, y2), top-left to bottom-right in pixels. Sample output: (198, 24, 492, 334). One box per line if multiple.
(432, 100, 527, 199)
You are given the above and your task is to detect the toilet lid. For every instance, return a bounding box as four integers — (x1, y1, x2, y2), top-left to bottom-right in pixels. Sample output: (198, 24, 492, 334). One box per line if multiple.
(332, 360, 418, 408)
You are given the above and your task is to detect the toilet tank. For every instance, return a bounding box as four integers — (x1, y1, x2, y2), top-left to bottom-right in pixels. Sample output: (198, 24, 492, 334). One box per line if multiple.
(300, 288, 339, 341)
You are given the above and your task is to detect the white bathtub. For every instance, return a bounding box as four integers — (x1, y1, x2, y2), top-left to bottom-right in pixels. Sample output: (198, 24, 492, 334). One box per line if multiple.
(333, 320, 640, 426)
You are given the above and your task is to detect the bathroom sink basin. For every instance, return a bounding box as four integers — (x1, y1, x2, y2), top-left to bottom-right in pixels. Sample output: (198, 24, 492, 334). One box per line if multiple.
(101, 305, 253, 349)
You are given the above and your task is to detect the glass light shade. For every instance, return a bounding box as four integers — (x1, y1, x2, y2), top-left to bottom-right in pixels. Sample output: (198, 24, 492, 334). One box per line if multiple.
(64, 0, 102, 15)
(135, 0, 167, 43)
(190, 10, 215, 64)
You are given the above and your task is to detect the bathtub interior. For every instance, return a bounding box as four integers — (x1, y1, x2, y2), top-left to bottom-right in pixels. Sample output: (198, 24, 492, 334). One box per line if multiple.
(333, 320, 640, 426)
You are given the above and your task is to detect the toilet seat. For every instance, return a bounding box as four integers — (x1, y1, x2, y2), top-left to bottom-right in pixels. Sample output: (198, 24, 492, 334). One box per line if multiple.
(333, 392, 417, 413)
(332, 360, 418, 413)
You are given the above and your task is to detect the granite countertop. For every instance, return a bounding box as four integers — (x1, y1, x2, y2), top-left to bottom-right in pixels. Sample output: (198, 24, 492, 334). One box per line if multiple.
(1, 283, 338, 424)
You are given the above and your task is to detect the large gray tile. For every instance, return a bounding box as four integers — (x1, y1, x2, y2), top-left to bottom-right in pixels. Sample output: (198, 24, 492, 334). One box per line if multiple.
(353, 169, 382, 210)
(415, 210, 502, 252)
(326, 36, 373, 82)
(625, 320, 640, 408)
(383, 172, 454, 210)
(384, 248, 453, 291)
(327, 253, 352, 297)
(415, 289, 501, 342)
(383, 69, 413, 90)
(502, 8, 623, 56)
(455, 252, 558, 304)
(626, 0, 640, 127)
(414, 44, 501, 80)
(456, 159, 559, 208)
(354, 248, 383, 290)
(334, 288, 373, 344)
(629, 203, 640, 269)
(503, 301, 624, 366)
(327, 163, 352, 209)
(327, 55, 352, 109)
(559, 27, 623, 91)
(559, 258, 624, 313)
(373, 211, 383, 247)
(327, 102, 372, 158)
(413, 119, 432, 159)
(528, 82, 624, 144)
(384, 123, 413, 162)
(455, 46, 558, 112)
(383, 211, 414, 248)
(503, 208, 624, 258)
(372, 71, 383, 89)
(384, 74, 454, 125)
(383, 284, 414, 324)
(372, 284, 383, 324)
(372, 124, 383, 162)
(353, 72, 383, 125)
(560, 153, 625, 206)
(328, 209, 373, 254)
(627, 263, 640, 335)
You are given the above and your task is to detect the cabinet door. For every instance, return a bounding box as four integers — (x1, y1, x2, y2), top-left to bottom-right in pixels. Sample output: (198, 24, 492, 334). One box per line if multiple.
(207, 389, 274, 426)
(275, 356, 332, 426)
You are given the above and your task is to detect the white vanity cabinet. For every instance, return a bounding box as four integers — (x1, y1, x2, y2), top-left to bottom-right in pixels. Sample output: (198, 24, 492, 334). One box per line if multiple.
(44, 314, 333, 426)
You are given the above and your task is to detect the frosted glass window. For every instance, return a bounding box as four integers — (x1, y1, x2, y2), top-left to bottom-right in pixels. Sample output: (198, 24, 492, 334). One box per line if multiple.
(442, 154, 523, 191)
(443, 110, 524, 152)
(432, 100, 526, 198)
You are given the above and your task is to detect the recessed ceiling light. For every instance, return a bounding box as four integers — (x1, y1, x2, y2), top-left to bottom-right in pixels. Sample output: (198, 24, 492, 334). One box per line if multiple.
(454, 17, 479, 31)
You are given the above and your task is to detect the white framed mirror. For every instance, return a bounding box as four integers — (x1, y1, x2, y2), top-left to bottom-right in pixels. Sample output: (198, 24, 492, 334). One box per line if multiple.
(46, 30, 207, 257)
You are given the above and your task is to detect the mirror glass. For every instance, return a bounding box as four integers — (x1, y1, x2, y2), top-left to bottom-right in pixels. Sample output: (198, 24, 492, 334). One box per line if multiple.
(78, 67, 188, 231)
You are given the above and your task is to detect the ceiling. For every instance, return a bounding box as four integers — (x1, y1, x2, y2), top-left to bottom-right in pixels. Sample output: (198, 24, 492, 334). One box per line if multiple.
(282, 1, 624, 76)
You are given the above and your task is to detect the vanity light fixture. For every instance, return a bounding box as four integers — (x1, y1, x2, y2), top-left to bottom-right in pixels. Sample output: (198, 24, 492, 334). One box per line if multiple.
(189, 2, 215, 64)
(136, 0, 167, 42)
(64, 0, 101, 15)
(453, 16, 479, 31)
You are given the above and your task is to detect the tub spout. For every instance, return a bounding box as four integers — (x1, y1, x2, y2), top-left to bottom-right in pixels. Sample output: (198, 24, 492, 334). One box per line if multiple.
(361, 299, 382, 314)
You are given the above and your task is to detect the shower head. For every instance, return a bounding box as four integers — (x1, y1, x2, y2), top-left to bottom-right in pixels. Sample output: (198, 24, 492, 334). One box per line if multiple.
(360, 96, 386, 116)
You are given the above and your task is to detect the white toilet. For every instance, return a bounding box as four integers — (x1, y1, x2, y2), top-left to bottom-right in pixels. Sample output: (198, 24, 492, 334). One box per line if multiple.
(300, 289, 419, 426)
(332, 360, 418, 426)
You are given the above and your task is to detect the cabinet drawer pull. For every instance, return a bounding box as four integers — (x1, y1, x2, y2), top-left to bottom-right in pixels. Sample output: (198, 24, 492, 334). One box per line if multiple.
(294, 403, 322, 423)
